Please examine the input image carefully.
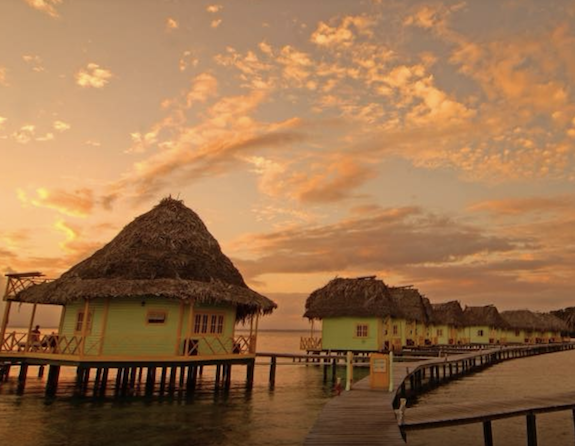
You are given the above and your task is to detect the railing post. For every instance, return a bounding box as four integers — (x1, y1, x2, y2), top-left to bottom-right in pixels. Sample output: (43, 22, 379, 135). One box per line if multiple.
(526, 413, 537, 446)
(483, 420, 493, 446)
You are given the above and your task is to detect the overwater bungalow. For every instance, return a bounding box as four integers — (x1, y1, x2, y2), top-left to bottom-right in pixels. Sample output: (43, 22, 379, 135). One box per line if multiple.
(462, 305, 509, 344)
(302, 276, 395, 353)
(430, 301, 465, 345)
(301, 276, 431, 353)
(388, 286, 429, 348)
(536, 313, 568, 343)
(501, 310, 540, 344)
(0, 198, 276, 371)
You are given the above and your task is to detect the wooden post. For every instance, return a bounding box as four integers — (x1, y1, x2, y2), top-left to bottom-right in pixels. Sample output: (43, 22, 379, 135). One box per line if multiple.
(100, 368, 109, 396)
(0, 299, 12, 352)
(215, 364, 222, 389)
(269, 356, 277, 388)
(345, 351, 353, 391)
(114, 368, 123, 394)
(45, 365, 60, 397)
(526, 413, 537, 446)
(159, 367, 167, 394)
(224, 364, 232, 389)
(80, 299, 90, 357)
(185, 300, 195, 357)
(38, 365, 45, 378)
(18, 363, 28, 393)
(145, 367, 156, 395)
(25, 304, 38, 352)
(98, 298, 110, 356)
(174, 301, 185, 355)
(253, 313, 260, 352)
(246, 359, 255, 389)
(483, 420, 493, 446)
(168, 367, 177, 393)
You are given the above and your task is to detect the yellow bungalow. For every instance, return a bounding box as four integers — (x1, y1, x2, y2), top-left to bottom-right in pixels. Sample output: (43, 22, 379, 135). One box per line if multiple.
(501, 310, 540, 344)
(430, 301, 465, 345)
(536, 313, 567, 343)
(1, 198, 276, 369)
(462, 305, 509, 345)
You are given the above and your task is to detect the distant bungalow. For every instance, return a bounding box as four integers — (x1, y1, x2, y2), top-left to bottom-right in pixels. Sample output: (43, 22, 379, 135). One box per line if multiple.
(0, 198, 276, 363)
(301, 276, 568, 352)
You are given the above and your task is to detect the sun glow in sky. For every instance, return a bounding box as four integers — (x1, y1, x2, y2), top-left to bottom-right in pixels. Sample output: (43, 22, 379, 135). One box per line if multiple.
(1, 0, 575, 328)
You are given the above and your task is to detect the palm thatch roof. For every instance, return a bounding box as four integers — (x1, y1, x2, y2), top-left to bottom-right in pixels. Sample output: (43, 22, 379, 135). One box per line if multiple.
(432, 301, 465, 327)
(501, 310, 541, 331)
(15, 197, 276, 321)
(304, 277, 429, 323)
(388, 287, 429, 323)
(304, 276, 396, 319)
(536, 312, 568, 332)
(463, 305, 509, 329)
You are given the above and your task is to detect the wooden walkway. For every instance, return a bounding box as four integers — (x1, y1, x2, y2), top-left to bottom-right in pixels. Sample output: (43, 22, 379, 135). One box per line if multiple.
(402, 390, 575, 430)
(304, 343, 575, 446)
(304, 360, 414, 446)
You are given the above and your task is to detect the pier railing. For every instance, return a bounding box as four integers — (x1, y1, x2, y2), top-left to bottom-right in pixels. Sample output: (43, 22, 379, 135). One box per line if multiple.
(0, 331, 255, 358)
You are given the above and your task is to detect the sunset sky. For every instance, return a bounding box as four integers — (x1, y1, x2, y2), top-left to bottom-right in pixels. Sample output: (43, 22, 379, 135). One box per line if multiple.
(1, 0, 575, 328)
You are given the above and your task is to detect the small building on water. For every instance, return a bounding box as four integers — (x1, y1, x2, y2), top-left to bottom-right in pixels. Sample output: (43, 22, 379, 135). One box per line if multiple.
(462, 305, 509, 344)
(301, 276, 430, 353)
(430, 301, 465, 345)
(1, 198, 276, 362)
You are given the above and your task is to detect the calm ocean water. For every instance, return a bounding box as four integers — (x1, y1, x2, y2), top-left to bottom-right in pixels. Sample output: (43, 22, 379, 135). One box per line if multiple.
(0, 330, 574, 445)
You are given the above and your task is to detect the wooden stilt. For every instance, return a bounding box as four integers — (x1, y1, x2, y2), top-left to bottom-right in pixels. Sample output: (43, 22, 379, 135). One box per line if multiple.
(215, 364, 221, 389)
(159, 367, 167, 394)
(18, 363, 28, 393)
(246, 360, 255, 389)
(269, 356, 277, 388)
(224, 364, 232, 389)
(38, 365, 45, 378)
(99, 368, 109, 396)
(45, 365, 60, 397)
(168, 367, 177, 393)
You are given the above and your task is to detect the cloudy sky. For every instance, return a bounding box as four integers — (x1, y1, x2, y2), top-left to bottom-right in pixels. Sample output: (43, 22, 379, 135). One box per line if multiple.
(1, 0, 575, 328)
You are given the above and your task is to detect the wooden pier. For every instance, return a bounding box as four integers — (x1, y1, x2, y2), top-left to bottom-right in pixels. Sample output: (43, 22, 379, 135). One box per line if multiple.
(304, 343, 575, 446)
(402, 390, 575, 445)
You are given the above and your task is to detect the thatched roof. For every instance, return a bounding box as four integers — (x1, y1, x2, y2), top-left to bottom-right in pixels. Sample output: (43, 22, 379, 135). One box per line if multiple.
(536, 312, 568, 332)
(463, 305, 509, 329)
(15, 197, 276, 320)
(389, 287, 429, 323)
(432, 301, 465, 327)
(304, 277, 396, 319)
(304, 277, 429, 323)
(501, 310, 541, 331)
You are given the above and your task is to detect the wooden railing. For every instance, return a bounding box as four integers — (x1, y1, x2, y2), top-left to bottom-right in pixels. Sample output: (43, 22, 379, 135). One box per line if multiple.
(300, 336, 322, 351)
(1, 331, 255, 358)
(0, 331, 101, 355)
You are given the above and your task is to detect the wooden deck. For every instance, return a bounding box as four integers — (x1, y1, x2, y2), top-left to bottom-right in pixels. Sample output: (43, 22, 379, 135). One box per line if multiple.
(304, 343, 575, 446)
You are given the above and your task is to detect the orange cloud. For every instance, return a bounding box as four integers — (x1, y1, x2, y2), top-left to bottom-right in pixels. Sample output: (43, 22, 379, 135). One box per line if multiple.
(24, 0, 62, 18)
(18, 188, 95, 217)
(76, 63, 113, 88)
(311, 15, 375, 48)
(469, 196, 575, 216)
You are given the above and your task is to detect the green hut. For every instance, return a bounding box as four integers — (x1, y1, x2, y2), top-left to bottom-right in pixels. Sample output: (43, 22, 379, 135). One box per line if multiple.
(3, 198, 276, 359)
(388, 287, 430, 348)
(536, 313, 568, 343)
(430, 301, 465, 345)
(462, 305, 509, 344)
(501, 310, 540, 344)
(303, 276, 395, 352)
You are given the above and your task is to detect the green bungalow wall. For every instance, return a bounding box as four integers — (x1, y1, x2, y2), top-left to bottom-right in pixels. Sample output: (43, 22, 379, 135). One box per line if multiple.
(321, 317, 381, 352)
(59, 297, 237, 357)
(465, 325, 496, 344)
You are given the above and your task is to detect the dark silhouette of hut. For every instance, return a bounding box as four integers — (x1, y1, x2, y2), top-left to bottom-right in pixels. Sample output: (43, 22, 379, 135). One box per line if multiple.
(3, 197, 276, 359)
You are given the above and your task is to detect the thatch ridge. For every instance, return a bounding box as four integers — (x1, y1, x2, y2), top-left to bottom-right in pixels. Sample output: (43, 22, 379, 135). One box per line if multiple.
(16, 197, 276, 320)
(388, 287, 429, 323)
